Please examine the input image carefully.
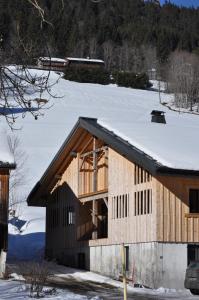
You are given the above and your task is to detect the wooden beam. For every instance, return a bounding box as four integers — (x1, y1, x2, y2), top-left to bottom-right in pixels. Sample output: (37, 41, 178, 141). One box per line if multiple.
(80, 146, 108, 158)
(80, 136, 93, 155)
(92, 199, 98, 239)
(103, 197, 108, 208)
(93, 137, 97, 193)
(79, 190, 108, 203)
(79, 156, 86, 171)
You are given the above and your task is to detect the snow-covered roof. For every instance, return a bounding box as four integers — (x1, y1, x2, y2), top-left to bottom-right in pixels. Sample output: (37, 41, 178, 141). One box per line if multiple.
(0, 132, 15, 167)
(38, 57, 67, 63)
(66, 57, 104, 63)
(5, 69, 199, 197)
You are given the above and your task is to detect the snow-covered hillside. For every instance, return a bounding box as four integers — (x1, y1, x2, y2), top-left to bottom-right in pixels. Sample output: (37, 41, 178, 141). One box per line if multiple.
(7, 70, 199, 189)
(5, 70, 199, 262)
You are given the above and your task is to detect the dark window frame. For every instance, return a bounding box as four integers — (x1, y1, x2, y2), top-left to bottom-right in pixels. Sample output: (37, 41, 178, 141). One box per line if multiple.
(189, 189, 199, 213)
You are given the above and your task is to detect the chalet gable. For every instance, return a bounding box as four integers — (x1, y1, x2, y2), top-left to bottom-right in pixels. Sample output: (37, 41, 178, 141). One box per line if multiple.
(27, 117, 199, 206)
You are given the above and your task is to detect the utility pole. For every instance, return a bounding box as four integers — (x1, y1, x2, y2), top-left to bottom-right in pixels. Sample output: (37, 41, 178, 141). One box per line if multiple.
(121, 244, 127, 300)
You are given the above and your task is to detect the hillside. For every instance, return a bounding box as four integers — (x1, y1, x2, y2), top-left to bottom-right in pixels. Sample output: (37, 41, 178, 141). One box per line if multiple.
(5, 70, 199, 299)
(0, 0, 199, 69)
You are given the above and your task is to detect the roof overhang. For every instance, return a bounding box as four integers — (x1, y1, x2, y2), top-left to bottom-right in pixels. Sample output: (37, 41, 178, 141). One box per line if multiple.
(0, 162, 16, 170)
(27, 117, 199, 207)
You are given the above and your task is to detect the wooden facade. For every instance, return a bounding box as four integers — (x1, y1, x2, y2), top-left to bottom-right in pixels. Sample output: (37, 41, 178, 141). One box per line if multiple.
(37, 57, 105, 72)
(0, 163, 15, 277)
(0, 170, 10, 252)
(28, 117, 199, 287)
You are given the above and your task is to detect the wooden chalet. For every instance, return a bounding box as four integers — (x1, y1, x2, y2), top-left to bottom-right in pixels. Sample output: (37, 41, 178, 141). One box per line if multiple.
(0, 138, 15, 277)
(37, 57, 68, 71)
(66, 57, 105, 69)
(37, 57, 105, 72)
(27, 117, 199, 289)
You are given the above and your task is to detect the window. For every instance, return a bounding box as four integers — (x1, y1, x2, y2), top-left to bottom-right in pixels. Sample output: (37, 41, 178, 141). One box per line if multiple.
(188, 244, 199, 265)
(112, 194, 129, 219)
(125, 246, 129, 271)
(134, 165, 152, 185)
(63, 206, 75, 226)
(189, 189, 199, 213)
(134, 189, 152, 216)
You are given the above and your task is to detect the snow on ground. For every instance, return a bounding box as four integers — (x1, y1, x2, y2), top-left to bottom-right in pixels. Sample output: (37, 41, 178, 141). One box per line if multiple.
(4, 70, 199, 195)
(0, 266, 197, 300)
(5, 70, 199, 261)
(0, 280, 95, 300)
(3, 70, 199, 296)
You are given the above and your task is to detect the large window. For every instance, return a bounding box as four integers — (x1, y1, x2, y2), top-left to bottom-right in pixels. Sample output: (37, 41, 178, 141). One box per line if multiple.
(134, 165, 152, 185)
(112, 194, 129, 219)
(134, 189, 152, 216)
(189, 189, 199, 213)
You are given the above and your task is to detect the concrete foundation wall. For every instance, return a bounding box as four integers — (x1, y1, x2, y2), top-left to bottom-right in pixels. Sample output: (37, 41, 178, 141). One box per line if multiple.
(89, 242, 187, 289)
(55, 242, 187, 289)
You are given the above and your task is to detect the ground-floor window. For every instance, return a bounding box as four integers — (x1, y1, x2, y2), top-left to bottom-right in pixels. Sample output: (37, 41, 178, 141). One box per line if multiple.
(189, 189, 199, 213)
(125, 245, 129, 271)
(78, 253, 86, 269)
(188, 244, 199, 265)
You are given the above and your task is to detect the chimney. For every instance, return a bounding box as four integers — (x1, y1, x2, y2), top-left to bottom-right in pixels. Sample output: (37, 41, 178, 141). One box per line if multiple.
(151, 110, 166, 124)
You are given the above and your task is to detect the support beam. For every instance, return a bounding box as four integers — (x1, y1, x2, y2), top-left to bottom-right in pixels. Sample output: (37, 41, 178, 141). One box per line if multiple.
(80, 136, 93, 155)
(93, 137, 97, 193)
(103, 197, 108, 208)
(80, 146, 108, 158)
(92, 199, 98, 239)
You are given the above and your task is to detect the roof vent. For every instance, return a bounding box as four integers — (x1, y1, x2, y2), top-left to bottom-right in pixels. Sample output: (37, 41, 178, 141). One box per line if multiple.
(151, 110, 166, 124)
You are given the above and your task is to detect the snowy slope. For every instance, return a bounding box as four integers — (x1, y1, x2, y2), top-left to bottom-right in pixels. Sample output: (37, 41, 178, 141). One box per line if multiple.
(4, 70, 199, 196)
(4, 70, 199, 263)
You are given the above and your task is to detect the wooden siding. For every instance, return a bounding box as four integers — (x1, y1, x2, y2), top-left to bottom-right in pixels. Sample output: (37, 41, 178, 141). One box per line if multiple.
(46, 157, 79, 255)
(108, 149, 156, 244)
(0, 172, 9, 224)
(45, 138, 199, 257)
(156, 176, 199, 243)
(0, 170, 10, 251)
(78, 139, 108, 197)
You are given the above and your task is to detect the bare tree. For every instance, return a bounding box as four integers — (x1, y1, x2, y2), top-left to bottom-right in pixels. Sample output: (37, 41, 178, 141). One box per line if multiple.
(7, 134, 28, 217)
(102, 40, 115, 70)
(167, 51, 199, 111)
(0, 0, 64, 128)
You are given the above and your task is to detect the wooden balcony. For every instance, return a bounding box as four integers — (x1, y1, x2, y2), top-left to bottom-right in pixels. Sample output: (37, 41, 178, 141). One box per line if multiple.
(78, 137, 108, 199)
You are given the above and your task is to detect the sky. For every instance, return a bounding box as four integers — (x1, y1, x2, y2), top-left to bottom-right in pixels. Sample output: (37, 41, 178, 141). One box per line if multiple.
(160, 0, 199, 7)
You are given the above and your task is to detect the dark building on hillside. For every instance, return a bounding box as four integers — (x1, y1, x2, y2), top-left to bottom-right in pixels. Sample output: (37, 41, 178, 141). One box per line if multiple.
(37, 57, 105, 71)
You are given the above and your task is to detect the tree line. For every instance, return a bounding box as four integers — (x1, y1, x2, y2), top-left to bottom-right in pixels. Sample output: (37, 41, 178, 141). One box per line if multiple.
(0, 0, 199, 73)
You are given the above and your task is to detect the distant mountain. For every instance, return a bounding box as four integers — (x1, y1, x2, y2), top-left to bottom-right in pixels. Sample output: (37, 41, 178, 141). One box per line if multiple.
(160, 0, 199, 8)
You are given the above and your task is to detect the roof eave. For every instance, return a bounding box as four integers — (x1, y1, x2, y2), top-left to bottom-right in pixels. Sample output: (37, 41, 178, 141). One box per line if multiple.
(0, 162, 16, 170)
(27, 117, 199, 207)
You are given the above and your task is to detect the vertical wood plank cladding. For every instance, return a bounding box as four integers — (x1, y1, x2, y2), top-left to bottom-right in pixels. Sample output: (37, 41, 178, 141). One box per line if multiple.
(108, 149, 156, 244)
(0, 173, 9, 224)
(156, 176, 199, 243)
